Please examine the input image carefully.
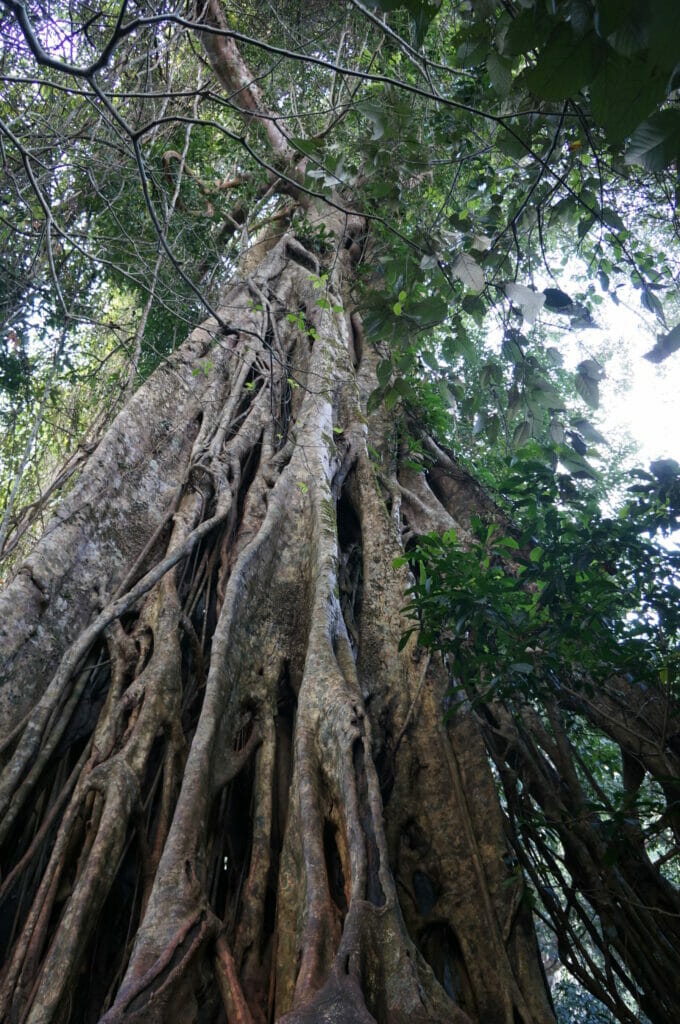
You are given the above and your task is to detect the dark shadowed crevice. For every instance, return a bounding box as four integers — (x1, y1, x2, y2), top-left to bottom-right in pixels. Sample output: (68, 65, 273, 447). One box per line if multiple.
(261, 879, 277, 966)
(0, 645, 111, 918)
(336, 487, 363, 656)
(215, 434, 265, 607)
(273, 664, 296, 857)
(68, 831, 145, 1024)
(323, 820, 348, 919)
(54, 650, 111, 759)
(210, 755, 255, 934)
(352, 737, 385, 907)
(425, 461, 500, 535)
(0, 765, 67, 960)
(234, 709, 255, 752)
(140, 733, 168, 815)
(419, 922, 476, 1016)
(178, 625, 205, 742)
(260, 665, 297, 966)
(284, 238, 319, 274)
(185, 540, 222, 680)
(412, 869, 438, 916)
(349, 313, 363, 370)
(337, 488, 361, 551)
(235, 437, 264, 531)
(178, 517, 211, 607)
(373, 740, 394, 809)
(277, 370, 293, 450)
(229, 365, 264, 436)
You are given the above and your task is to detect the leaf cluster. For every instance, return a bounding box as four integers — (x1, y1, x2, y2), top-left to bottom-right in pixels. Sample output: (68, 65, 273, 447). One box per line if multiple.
(400, 451, 680, 704)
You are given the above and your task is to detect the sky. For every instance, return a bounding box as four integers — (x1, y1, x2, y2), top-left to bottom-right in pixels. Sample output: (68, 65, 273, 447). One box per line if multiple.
(536, 274, 680, 470)
(591, 300, 680, 465)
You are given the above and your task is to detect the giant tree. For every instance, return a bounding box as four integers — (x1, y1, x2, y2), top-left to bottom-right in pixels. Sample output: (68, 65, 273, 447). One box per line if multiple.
(0, 3, 678, 1023)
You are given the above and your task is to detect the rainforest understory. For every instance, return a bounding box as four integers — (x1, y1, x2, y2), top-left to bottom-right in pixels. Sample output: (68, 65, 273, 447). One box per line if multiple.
(1, 216, 678, 1024)
(0, 4, 679, 1024)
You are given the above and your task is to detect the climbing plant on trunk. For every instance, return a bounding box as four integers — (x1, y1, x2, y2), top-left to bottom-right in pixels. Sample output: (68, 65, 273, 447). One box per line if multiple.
(0, 173, 555, 1024)
(0, 3, 678, 1023)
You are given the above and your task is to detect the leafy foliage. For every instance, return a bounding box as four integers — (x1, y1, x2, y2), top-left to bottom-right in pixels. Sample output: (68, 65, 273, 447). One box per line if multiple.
(0, 4, 678, 1021)
(402, 450, 680, 704)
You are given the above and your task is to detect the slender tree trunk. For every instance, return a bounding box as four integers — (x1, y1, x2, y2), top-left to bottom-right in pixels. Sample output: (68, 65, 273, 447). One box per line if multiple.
(0, 218, 556, 1024)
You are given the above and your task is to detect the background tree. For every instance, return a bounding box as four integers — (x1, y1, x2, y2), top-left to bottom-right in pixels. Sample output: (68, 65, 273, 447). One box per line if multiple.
(0, 3, 678, 1023)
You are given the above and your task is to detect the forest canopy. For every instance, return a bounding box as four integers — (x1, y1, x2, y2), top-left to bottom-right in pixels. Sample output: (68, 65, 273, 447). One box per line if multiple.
(0, 3, 679, 1024)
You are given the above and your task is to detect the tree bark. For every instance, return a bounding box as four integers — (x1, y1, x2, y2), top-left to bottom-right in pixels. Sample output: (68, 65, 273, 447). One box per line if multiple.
(0, 223, 556, 1024)
(3, 8, 679, 1021)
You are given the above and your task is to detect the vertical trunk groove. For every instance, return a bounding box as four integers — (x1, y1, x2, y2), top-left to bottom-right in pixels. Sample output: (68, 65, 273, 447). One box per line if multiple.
(0, 229, 568, 1024)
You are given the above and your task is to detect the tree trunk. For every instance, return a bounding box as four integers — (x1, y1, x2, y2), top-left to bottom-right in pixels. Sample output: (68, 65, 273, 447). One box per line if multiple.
(0, 223, 556, 1024)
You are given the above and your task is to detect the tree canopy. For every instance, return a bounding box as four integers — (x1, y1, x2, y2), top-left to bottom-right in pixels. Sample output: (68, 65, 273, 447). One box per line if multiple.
(2, 0, 679, 556)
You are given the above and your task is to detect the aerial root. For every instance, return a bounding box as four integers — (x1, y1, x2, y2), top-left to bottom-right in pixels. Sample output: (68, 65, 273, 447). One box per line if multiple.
(99, 909, 219, 1023)
(215, 934, 256, 1024)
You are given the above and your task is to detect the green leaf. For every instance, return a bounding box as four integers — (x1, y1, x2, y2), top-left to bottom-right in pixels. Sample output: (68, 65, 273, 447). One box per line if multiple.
(504, 7, 553, 57)
(393, 376, 415, 400)
(407, 295, 448, 324)
(513, 420, 532, 447)
(422, 349, 439, 372)
(643, 324, 680, 363)
(530, 378, 564, 409)
(504, 283, 545, 325)
(576, 359, 604, 380)
(571, 418, 606, 443)
(290, 137, 322, 156)
(480, 360, 502, 387)
(543, 287, 573, 310)
(625, 110, 680, 170)
(641, 287, 666, 324)
(602, 208, 625, 232)
(560, 449, 598, 479)
(367, 387, 382, 414)
(496, 128, 530, 160)
(356, 101, 387, 140)
(578, 215, 595, 239)
(452, 253, 485, 292)
(439, 380, 458, 407)
(487, 50, 513, 96)
(385, 387, 401, 411)
(575, 371, 600, 408)
(407, 0, 441, 47)
(524, 26, 604, 100)
(486, 415, 500, 443)
(398, 631, 414, 652)
(496, 536, 519, 550)
(502, 332, 524, 363)
(570, 0, 593, 36)
(589, 53, 667, 145)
